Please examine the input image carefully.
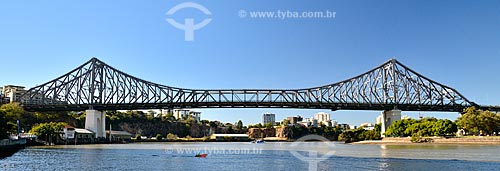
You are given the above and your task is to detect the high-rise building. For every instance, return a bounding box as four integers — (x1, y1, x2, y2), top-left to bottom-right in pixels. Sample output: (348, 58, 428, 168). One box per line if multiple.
(314, 112, 330, 123)
(262, 113, 275, 125)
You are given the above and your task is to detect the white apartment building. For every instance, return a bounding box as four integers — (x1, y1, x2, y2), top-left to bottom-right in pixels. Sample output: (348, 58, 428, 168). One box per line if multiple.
(314, 112, 331, 123)
(299, 117, 318, 127)
(173, 109, 201, 122)
(2, 85, 27, 103)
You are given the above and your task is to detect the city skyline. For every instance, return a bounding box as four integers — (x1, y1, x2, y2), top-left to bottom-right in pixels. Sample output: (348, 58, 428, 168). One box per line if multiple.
(1, 1, 499, 126)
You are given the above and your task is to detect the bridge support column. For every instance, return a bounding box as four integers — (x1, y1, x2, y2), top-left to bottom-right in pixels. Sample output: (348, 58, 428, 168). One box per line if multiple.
(380, 109, 401, 137)
(85, 109, 106, 138)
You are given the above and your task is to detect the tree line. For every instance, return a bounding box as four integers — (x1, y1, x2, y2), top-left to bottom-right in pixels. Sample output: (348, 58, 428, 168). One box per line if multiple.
(384, 107, 500, 139)
(2, 101, 499, 143)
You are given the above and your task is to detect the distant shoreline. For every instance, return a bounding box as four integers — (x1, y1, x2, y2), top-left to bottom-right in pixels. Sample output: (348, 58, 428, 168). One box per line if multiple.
(353, 136, 500, 145)
(131, 137, 289, 143)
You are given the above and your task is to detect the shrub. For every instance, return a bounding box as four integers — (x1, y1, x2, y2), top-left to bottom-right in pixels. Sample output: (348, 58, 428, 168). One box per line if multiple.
(156, 134, 163, 140)
(166, 133, 178, 140)
(410, 131, 433, 143)
(410, 133, 421, 143)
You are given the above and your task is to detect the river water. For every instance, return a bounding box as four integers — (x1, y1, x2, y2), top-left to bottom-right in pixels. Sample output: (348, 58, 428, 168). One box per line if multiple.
(2, 142, 500, 171)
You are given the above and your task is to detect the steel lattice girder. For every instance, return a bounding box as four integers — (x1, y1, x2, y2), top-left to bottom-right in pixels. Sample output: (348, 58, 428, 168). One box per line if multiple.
(18, 58, 481, 112)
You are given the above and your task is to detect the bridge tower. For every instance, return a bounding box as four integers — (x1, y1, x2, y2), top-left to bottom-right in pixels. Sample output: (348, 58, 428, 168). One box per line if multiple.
(85, 109, 106, 138)
(380, 109, 401, 137)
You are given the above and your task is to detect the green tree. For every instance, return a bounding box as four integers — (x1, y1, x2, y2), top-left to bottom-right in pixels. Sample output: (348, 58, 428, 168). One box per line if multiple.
(360, 129, 380, 140)
(386, 117, 458, 138)
(0, 110, 8, 139)
(432, 119, 457, 136)
(405, 121, 433, 136)
(373, 123, 382, 136)
(339, 127, 373, 142)
(29, 122, 67, 144)
(457, 107, 500, 135)
(135, 134, 142, 140)
(155, 134, 163, 140)
(166, 133, 178, 140)
(162, 112, 175, 121)
(1, 103, 25, 133)
(339, 130, 356, 142)
(282, 119, 290, 126)
(385, 119, 416, 137)
(420, 117, 438, 123)
(236, 120, 243, 130)
(0, 103, 24, 121)
(208, 121, 218, 128)
(456, 107, 481, 135)
(146, 110, 156, 120)
(201, 120, 210, 125)
(479, 111, 500, 135)
(319, 122, 326, 128)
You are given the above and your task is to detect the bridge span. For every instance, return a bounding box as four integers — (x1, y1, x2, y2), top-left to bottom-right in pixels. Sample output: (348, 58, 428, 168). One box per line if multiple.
(17, 58, 499, 138)
(18, 58, 496, 112)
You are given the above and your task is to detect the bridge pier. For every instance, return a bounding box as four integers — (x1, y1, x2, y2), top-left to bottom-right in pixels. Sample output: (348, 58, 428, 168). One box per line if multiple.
(380, 109, 401, 137)
(85, 109, 106, 138)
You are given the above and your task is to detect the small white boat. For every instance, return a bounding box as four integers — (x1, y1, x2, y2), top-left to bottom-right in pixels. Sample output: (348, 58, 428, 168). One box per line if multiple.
(252, 139, 265, 144)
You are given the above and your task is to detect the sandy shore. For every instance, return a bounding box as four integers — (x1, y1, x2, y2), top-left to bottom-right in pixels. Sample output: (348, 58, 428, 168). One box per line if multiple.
(353, 137, 500, 145)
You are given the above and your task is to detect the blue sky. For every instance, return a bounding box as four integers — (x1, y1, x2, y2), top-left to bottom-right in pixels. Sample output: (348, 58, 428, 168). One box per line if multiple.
(1, 0, 499, 126)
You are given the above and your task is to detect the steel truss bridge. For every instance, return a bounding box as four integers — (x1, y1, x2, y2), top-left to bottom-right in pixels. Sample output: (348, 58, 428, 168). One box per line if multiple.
(18, 58, 499, 112)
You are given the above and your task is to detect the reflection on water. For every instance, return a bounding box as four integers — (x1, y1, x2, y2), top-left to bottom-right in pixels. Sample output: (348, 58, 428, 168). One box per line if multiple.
(2, 142, 500, 171)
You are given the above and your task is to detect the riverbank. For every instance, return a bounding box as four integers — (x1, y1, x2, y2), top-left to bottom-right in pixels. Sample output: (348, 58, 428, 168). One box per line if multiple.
(354, 136, 500, 145)
(132, 137, 289, 143)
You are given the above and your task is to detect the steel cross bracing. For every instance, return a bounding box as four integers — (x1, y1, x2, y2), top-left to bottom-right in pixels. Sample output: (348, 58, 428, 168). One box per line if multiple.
(19, 58, 481, 112)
